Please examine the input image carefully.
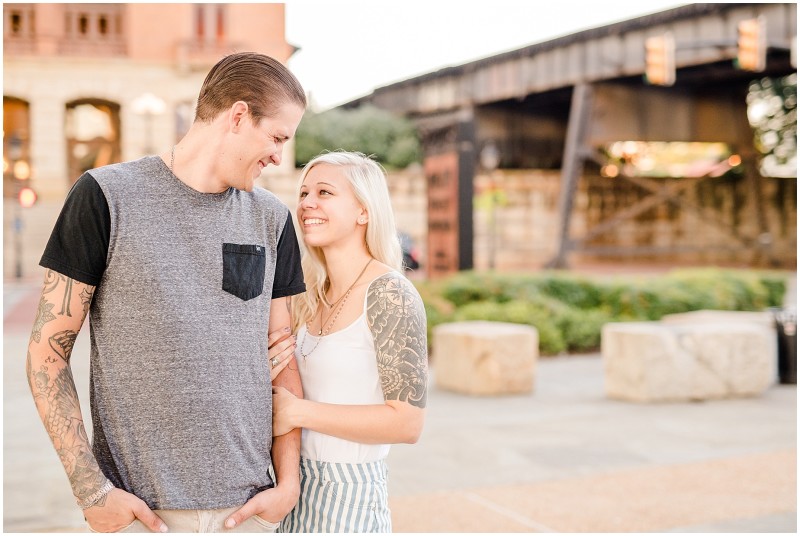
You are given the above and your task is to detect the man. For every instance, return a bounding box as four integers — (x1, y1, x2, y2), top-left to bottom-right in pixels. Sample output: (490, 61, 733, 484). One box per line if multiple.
(26, 52, 306, 532)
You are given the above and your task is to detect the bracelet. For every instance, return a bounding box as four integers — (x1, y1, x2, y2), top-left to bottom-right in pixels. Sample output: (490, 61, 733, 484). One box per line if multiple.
(77, 479, 114, 510)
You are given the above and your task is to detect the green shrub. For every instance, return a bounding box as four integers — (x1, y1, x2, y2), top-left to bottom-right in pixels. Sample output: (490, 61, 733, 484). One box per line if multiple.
(531, 273, 604, 309)
(440, 271, 514, 306)
(759, 274, 788, 307)
(665, 269, 775, 312)
(557, 307, 613, 352)
(418, 268, 789, 357)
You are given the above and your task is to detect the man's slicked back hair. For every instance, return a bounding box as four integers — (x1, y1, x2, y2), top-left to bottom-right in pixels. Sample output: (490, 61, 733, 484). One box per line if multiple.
(195, 52, 306, 124)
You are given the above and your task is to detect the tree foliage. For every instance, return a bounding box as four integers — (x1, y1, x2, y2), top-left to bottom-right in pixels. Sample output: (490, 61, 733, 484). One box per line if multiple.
(747, 73, 797, 178)
(294, 105, 421, 169)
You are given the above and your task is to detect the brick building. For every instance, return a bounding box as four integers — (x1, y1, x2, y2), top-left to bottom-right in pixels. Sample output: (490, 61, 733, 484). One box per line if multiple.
(3, 3, 299, 279)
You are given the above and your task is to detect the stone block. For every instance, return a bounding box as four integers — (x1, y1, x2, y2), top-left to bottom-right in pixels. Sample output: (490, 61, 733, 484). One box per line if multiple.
(661, 309, 776, 330)
(433, 321, 538, 395)
(602, 321, 775, 402)
(661, 310, 778, 374)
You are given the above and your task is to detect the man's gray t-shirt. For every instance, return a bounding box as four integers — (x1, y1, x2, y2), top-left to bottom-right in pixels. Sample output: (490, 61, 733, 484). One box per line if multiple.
(40, 156, 305, 509)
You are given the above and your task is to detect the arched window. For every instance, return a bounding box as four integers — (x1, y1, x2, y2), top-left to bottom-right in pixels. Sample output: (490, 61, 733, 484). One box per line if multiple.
(3, 96, 31, 198)
(65, 99, 121, 183)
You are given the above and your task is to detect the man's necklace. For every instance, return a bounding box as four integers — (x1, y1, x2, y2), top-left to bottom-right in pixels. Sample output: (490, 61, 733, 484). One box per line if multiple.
(299, 258, 373, 362)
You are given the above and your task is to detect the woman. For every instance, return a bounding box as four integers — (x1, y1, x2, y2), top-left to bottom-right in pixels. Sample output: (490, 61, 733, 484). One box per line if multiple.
(269, 151, 428, 533)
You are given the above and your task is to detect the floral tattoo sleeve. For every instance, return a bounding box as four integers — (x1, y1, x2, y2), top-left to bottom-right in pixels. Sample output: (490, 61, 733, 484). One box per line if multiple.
(366, 273, 428, 408)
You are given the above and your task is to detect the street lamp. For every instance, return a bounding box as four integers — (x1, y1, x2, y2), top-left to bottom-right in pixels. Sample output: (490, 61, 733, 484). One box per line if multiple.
(480, 141, 501, 270)
(131, 92, 166, 154)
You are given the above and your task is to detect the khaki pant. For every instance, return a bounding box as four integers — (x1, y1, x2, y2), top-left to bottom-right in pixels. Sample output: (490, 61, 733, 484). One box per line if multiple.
(87, 506, 280, 533)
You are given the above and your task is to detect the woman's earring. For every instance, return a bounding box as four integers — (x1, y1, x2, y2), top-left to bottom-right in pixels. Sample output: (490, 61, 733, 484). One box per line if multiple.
(358, 218, 366, 224)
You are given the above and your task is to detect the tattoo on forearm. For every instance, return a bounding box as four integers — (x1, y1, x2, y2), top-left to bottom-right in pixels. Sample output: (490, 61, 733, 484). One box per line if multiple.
(31, 296, 56, 343)
(43, 269, 59, 294)
(79, 287, 93, 318)
(30, 361, 105, 499)
(59, 277, 74, 317)
(32, 274, 94, 344)
(366, 274, 428, 408)
(27, 272, 102, 500)
(42, 269, 77, 316)
(49, 330, 78, 363)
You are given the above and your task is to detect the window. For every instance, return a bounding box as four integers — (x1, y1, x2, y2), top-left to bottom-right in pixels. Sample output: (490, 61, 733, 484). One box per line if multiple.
(78, 14, 88, 35)
(194, 4, 226, 44)
(3, 97, 31, 198)
(61, 4, 125, 55)
(10, 12, 21, 33)
(65, 99, 122, 183)
(3, 4, 35, 41)
(216, 5, 225, 42)
(194, 4, 204, 40)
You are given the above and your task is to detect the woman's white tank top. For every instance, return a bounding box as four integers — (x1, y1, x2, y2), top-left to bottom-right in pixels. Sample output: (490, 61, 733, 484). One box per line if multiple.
(294, 273, 393, 463)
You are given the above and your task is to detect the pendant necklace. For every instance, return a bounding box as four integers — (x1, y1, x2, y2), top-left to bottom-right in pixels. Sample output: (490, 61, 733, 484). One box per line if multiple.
(299, 258, 373, 362)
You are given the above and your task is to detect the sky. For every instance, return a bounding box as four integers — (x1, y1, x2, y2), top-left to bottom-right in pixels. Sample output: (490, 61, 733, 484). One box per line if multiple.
(284, 0, 688, 111)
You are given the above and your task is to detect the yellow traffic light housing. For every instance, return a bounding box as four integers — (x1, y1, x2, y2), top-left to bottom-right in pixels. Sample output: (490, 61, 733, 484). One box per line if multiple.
(737, 16, 766, 71)
(645, 33, 676, 86)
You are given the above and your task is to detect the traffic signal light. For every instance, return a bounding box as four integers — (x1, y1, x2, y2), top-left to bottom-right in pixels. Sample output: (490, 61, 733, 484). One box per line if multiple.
(644, 33, 676, 86)
(18, 186, 37, 208)
(737, 16, 766, 72)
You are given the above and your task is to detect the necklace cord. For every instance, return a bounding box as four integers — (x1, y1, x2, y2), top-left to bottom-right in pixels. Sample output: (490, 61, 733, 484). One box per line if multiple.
(299, 258, 373, 361)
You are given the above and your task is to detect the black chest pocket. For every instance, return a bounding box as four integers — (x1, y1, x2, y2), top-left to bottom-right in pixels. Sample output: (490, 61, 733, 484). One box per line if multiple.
(222, 243, 266, 301)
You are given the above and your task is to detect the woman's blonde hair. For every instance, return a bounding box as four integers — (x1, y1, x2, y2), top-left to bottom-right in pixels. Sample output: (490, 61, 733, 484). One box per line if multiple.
(293, 151, 403, 331)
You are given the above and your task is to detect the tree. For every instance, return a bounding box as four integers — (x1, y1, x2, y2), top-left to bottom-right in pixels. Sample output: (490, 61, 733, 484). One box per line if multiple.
(747, 73, 797, 178)
(294, 105, 421, 169)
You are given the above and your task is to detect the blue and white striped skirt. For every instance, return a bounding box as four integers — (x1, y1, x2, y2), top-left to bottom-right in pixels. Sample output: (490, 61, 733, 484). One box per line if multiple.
(280, 457, 392, 533)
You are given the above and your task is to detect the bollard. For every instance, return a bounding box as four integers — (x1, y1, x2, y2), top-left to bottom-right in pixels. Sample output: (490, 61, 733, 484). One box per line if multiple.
(770, 308, 797, 385)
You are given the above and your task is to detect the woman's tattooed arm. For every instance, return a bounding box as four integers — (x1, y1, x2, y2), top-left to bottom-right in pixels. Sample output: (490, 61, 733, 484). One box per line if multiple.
(366, 273, 428, 408)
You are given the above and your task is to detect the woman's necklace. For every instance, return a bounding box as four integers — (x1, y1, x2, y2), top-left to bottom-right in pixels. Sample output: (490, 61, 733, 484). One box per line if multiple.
(299, 258, 373, 362)
(317, 284, 351, 335)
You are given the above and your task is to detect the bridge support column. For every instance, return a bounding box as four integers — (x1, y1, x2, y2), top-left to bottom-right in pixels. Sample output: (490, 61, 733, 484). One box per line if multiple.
(547, 83, 594, 269)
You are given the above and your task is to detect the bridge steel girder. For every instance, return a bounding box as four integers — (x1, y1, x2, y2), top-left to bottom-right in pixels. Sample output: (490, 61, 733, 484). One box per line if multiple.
(348, 4, 796, 118)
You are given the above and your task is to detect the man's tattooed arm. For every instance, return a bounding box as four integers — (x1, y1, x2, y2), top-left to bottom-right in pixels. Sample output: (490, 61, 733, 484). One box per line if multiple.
(26, 269, 107, 502)
(366, 273, 428, 409)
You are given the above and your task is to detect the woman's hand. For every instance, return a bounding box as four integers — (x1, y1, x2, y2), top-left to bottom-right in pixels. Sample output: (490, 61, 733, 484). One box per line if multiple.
(272, 386, 300, 436)
(268, 328, 296, 379)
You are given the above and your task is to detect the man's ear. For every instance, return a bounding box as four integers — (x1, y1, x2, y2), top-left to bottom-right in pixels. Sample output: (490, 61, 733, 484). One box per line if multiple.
(229, 101, 249, 132)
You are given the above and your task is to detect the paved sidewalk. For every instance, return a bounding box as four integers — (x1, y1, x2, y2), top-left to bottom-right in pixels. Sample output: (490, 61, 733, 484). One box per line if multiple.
(4, 281, 796, 533)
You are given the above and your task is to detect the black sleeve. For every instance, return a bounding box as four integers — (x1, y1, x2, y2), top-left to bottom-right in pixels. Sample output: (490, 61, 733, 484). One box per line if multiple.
(39, 172, 111, 287)
(272, 213, 306, 299)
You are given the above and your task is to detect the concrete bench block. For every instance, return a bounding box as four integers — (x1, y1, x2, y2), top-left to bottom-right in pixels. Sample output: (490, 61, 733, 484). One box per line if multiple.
(661, 310, 778, 367)
(661, 309, 775, 329)
(602, 322, 775, 402)
(433, 321, 538, 395)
